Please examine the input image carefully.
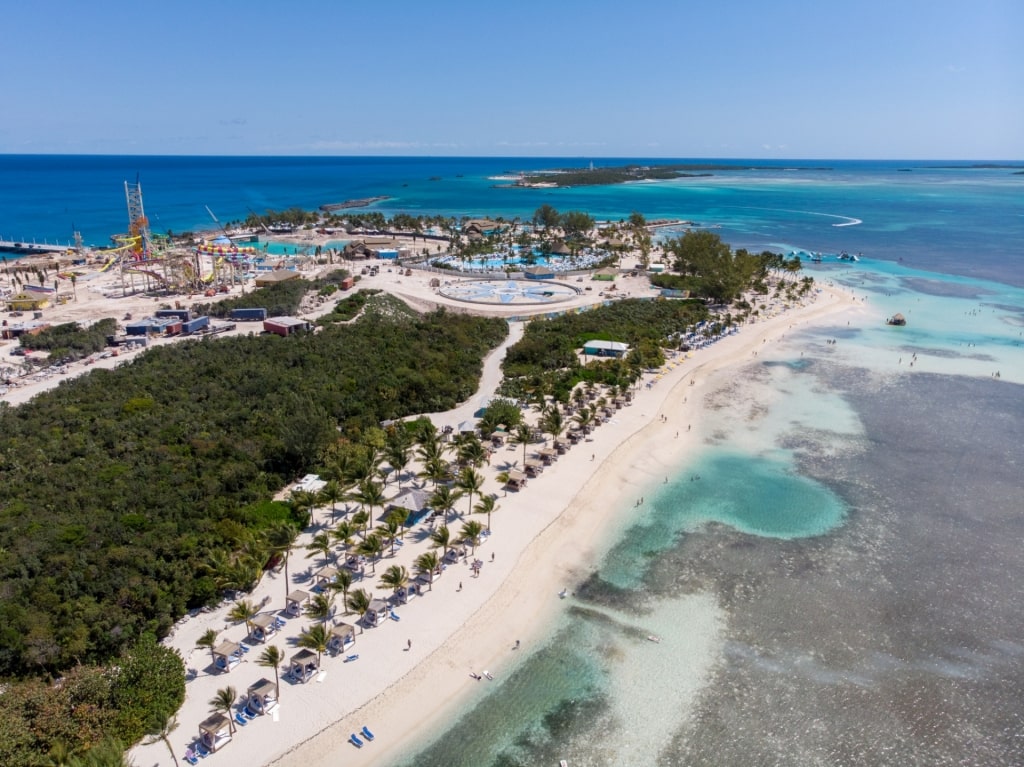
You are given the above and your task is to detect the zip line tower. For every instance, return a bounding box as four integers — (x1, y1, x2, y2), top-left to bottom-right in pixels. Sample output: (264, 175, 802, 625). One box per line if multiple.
(124, 177, 152, 259)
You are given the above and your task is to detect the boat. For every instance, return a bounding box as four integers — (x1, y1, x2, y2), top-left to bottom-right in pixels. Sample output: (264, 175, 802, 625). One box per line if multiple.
(561, 760, 569, 767)
(837, 251, 861, 262)
(646, 635, 662, 643)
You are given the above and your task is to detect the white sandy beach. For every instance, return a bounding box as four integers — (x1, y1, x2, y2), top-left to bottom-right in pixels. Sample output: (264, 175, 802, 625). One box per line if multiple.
(118, 276, 861, 767)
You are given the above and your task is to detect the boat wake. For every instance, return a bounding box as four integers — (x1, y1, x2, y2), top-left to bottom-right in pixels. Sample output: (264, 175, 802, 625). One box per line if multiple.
(734, 206, 862, 227)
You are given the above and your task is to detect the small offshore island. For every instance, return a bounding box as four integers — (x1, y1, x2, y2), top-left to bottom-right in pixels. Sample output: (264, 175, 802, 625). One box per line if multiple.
(498, 162, 832, 188)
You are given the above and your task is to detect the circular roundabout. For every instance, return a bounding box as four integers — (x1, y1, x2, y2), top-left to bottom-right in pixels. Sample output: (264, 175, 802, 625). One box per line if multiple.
(437, 279, 580, 306)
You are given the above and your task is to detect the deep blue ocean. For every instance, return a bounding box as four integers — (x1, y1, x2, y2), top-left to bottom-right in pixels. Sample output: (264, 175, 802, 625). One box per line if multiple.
(4, 156, 1023, 766)
(1, 155, 1022, 286)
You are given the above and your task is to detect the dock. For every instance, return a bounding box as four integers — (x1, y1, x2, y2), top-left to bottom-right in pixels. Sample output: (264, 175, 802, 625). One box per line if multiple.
(0, 240, 73, 256)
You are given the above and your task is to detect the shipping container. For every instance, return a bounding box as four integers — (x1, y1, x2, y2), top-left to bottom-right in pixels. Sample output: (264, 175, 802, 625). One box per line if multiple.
(155, 309, 191, 322)
(163, 321, 183, 336)
(340, 276, 354, 290)
(230, 307, 268, 321)
(182, 316, 210, 334)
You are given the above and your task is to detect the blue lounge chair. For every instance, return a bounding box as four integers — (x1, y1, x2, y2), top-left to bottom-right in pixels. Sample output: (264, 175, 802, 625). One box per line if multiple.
(349, 733, 364, 748)
(234, 713, 249, 727)
(344, 654, 359, 662)
(184, 755, 199, 766)
(361, 725, 375, 741)
(389, 611, 400, 621)
(242, 707, 256, 720)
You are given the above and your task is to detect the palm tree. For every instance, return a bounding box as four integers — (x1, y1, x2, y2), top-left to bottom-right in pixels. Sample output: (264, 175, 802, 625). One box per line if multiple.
(318, 479, 344, 523)
(228, 599, 258, 637)
(332, 519, 358, 551)
(305, 532, 333, 565)
(419, 455, 449, 487)
(376, 516, 402, 556)
(350, 510, 370, 539)
(414, 551, 440, 590)
(574, 405, 594, 434)
(379, 565, 410, 603)
(264, 522, 299, 602)
(357, 533, 385, 572)
(209, 686, 238, 734)
(430, 485, 462, 525)
(384, 443, 410, 488)
(540, 404, 565, 445)
(386, 508, 410, 540)
(456, 435, 487, 468)
(289, 488, 318, 526)
(142, 713, 179, 767)
(256, 645, 284, 697)
(495, 470, 512, 496)
(329, 569, 353, 612)
(474, 493, 499, 531)
(304, 592, 334, 625)
(429, 525, 452, 561)
(296, 623, 330, 666)
(460, 520, 485, 554)
(196, 628, 219, 665)
(457, 467, 484, 519)
(513, 423, 533, 466)
(346, 587, 372, 624)
(353, 478, 385, 528)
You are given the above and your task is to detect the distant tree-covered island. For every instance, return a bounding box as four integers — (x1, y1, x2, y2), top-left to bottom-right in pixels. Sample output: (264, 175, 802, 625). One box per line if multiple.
(502, 163, 832, 188)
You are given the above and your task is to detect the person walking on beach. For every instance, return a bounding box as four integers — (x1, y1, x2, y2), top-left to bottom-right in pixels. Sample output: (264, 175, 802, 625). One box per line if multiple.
(407, 639, 412, 651)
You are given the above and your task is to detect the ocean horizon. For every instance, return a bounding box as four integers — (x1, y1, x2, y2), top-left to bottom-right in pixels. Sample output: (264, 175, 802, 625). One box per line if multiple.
(3, 155, 1022, 765)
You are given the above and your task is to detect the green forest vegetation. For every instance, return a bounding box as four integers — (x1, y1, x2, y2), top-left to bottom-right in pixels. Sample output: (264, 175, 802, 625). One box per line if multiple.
(499, 298, 710, 402)
(0, 299, 505, 676)
(18, 318, 118, 361)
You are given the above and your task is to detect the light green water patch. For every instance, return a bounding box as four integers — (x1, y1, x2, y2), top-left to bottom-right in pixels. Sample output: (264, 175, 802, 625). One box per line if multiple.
(601, 450, 847, 591)
(809, 259, 1024, 382)
(391, 593, 723, 767)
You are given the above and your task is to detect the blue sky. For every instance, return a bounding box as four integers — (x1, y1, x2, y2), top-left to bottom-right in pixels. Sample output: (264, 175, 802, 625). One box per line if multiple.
(2, 0, 1021, 158)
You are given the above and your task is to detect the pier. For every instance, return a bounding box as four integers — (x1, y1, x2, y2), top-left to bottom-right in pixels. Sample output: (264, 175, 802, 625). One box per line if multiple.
(0, 240, 73, 256)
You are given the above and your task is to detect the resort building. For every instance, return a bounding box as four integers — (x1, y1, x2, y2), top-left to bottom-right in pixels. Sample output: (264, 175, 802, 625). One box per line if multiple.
(582, 340, 629, 358)
(263, 316, 311, 336)
(253, 270, 300, 288)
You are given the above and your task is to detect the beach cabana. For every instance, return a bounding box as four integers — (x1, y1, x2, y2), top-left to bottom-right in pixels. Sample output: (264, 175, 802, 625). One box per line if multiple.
(364, 598, 390, 627)
(285, 589, 310, 617)
(328, 622, 357, 654)
(246, 678, 279, 716)
(524, 459, 544, 477)
(250, 613, 278, 643)
(289, 648, 320, 683)
(198, 713, 232, 752)
(537, 447, 557, 465)
(505, 470, 528, 491)
(313, 565, 339, 591)
(212, 640, 242, 673)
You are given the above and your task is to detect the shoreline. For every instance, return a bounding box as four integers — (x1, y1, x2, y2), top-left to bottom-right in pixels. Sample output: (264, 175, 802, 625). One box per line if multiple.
(255, 287, 860, 767)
